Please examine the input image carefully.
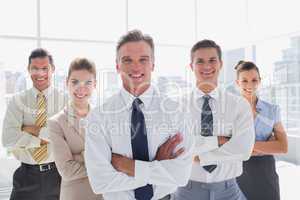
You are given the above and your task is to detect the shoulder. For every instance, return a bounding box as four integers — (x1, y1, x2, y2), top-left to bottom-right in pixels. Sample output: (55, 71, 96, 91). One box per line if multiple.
(225, 91, 249, 106)
(87, 93, 120, 123)
(7, 89, 31, 107)
(48, 109, 67, 129)
(156, 94, 181, 113)
(257, 99, 280, 114)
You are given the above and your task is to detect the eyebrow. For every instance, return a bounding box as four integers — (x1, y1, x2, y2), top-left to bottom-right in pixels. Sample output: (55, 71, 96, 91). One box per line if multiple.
(70, 78, 93, 81)
(121, 55, 150, 60)
(30, 64, 50, 68)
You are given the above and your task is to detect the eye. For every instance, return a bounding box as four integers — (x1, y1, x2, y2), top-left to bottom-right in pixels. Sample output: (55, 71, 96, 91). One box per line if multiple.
(71, 80, 79, 85)
(30, 67, 38, 72)
(85, 80, 93, 86)
(122, 58, 132, 64)
(140, 58, 149, 64)
(209, 59, 217, 63)
(196, 60, 204, 64)
(42, 67, 49, 72)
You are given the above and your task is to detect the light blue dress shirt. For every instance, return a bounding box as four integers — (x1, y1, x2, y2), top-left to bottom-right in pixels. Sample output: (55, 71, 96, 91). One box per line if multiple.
(255, 99, 281, 141)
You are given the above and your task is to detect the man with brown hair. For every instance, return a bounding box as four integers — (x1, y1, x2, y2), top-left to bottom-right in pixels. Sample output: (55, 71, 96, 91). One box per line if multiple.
(2, 48, 66, 200)
(174, 39, 255, 200)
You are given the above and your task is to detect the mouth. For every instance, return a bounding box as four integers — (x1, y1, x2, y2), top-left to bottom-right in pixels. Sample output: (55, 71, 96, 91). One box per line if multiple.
(35, 77, 47, 83)
(200, 70, 215, 77)
(129, 73, 144, 80)
(243, 88, 253, 94)
(74, 93, 87, 99)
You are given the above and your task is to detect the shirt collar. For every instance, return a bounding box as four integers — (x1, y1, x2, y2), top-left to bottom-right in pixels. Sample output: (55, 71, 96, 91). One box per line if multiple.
(31, 85, 54, 99)
(256, 98, 263, 113)
(120, 85, 155, 110)
(193, 86, 219, 101)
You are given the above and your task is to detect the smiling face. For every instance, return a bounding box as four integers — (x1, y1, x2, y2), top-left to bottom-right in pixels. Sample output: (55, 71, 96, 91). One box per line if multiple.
(190, 47, 222, 90)
(116, 41, 154, 96)
(236, 69, 261, 99)
(28, 57, 54, 91)
(67, 69, 96, 105)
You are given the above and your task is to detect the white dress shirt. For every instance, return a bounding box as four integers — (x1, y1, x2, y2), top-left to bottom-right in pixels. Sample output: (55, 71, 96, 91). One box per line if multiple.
(2, 86, 67, 164)
(85, 85, 194, 200)
(185, 87, 255, 183)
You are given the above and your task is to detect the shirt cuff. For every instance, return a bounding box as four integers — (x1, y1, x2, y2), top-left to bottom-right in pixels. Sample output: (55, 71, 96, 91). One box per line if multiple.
(39, 126, 49, 141)
(135, 160, 150, 184)
(195, 136, 219, 154)
(15, 132, 41, 149)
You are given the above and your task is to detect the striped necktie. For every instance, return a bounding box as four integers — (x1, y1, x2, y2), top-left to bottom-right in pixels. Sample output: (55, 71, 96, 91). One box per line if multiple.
(29, 92, 48, 163)
(201, 95, 217, 173)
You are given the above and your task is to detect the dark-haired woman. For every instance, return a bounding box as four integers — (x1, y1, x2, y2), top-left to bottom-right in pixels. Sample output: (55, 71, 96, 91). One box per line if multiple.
(235, 61, 288, 200)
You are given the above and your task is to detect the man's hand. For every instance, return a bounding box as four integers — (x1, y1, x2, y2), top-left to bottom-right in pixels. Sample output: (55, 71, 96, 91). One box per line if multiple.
(218, 136, 230, 146)
(268, 135, 276, 141)
(111, 153, 135, 177)
(22, 125, 40, 137)
(40, 139, 48, 145)
(194, 155, 200, 162)
(155, 133, 185, 161)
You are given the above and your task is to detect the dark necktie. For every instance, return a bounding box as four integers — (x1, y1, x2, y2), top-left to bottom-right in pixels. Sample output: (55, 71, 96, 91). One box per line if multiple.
(131, 98, 153, 200)
(201, 95, 217, 173)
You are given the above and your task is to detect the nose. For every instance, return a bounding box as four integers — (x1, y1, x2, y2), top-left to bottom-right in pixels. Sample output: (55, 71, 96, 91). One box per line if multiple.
(131, 60, 142, 70)
(75, 82, 87, 91)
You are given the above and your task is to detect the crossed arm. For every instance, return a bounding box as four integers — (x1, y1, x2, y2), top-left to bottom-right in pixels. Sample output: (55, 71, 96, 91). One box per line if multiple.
(111, 133, 185, 177)
(2, 98, 48, 149)
(85, 111, 194, 194)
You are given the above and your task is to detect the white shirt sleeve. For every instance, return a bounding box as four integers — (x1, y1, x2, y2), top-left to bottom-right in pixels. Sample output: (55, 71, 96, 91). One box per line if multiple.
(2, 97, 41, 149)
(85, 109, 147, 194)
(134, 120, 194, 187)
(39, 126, 50, 141)
(197, 98, 255, 166)
(194, 136, 218, 154)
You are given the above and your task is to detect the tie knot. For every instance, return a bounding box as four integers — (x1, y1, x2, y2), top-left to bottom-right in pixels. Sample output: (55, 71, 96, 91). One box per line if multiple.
(37, 92, 45, 98)
(132, 98, 143, 108)
(203, 95, 211, 102)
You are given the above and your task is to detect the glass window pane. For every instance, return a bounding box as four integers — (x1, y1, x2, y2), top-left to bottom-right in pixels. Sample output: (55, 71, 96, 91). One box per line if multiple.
(197, 0, 248, 49)
(41, 41, 117, 104)
(41, 0, 127, 41)
(155, 46, 190, 77)
(248, 0, 300, 40)
(128, 0, 196, 45)
(41, 41, 116, 70)
(254, 36, 300, 133)
(0, 0, 36, 36)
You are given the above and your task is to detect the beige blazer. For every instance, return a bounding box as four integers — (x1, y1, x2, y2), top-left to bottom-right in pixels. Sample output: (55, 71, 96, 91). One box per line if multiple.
(49, 105, 102, 200)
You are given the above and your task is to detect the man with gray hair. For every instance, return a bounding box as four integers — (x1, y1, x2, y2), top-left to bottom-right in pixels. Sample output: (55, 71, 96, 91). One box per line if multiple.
(85, 30, 194, 200)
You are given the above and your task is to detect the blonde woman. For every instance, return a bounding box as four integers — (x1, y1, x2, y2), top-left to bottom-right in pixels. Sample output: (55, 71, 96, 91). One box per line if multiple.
(49, 58, 102, 200)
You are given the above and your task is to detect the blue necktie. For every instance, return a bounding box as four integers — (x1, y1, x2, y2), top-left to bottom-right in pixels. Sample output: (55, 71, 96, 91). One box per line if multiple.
(201, 95, 217, 173)
(131, 98, 153, 200)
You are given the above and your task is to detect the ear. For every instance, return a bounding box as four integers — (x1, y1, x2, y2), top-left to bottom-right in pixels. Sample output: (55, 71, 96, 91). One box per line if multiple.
(49, 64, 55, 73)
(151, 63, 155, 71)
(116, 63, 120, 73)
(66, 77, 69, 87)
(220, 60, 223, 70)
(189, 63, 193, 71)
(235, 79, 240, 86)
(93, 79, 97, 88)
